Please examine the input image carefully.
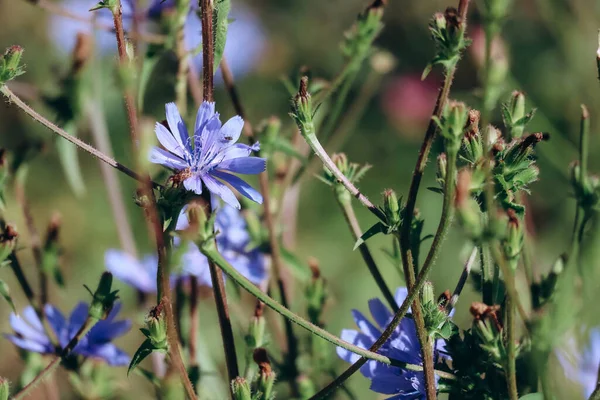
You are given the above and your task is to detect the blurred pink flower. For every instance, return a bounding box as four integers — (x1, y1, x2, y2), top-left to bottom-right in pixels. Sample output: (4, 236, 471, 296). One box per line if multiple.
(382, 74, 438, 139)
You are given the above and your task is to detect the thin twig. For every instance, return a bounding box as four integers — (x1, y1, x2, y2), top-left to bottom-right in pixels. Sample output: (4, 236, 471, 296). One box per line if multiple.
(111, 4, 196, 398)
(0, 86, 159, 188)
(505, 295, 518, 400)
(13, 180, 46, 303)
(201, 0, 239, 390)
(337, 196, 397, 312)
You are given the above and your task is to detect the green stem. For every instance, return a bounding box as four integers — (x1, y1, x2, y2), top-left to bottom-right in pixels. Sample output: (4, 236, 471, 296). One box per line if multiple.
(301, 132, 385, 221)
(0, 86, 156, 187)
(505, 295, 518, 400)
(220, 57, 300, 395)
(448, 246, 478, 311)
(336, 196, 397, 312)
(201, 247, 454, 379)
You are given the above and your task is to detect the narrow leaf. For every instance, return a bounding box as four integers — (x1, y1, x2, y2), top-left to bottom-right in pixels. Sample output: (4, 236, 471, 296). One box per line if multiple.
(128, 339, 156, 375)
(354, 222, 387, 250)
(0, 279, 16, 312)
(56, 121, 86, 198)
(213, 0, 231, 71)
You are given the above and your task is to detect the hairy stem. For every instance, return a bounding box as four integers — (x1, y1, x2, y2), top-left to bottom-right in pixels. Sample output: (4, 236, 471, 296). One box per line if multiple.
(0, 86, 154, 187)
(201, 247, 455, 380)
(336, 196, 397, 312)
(505, 295, 518, 400)
(201, 2, 239, 391)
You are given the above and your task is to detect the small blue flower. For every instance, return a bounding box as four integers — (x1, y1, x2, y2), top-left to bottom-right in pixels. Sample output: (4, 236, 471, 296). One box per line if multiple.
(336, 287, 449, 399)
(557, 329, 600, 398)
(4, 303, 131, 366)
(150, 101, 266, 209)
(106, 203, 267, 292)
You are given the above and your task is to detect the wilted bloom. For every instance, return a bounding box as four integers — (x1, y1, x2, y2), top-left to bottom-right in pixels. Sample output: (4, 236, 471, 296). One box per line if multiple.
(4, 303, 131, 366)
(150, 102, 265, 209)
(557, 329, 600, 398)
(337, 287, 449, 399)
(106, 204, 267, 292)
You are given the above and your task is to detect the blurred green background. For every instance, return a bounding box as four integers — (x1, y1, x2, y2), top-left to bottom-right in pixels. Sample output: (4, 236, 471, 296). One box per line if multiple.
(1, 0, 600, 398)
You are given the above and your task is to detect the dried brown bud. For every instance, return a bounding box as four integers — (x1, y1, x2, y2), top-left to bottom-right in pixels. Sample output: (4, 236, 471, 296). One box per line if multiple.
(45, 212, 61, 244)
(253, 348, 272, 375)
(470, 302, 502, 331)
(309, 257, 320, 279)
(71, 33, 92, 74)
(254, 300, 265, 318)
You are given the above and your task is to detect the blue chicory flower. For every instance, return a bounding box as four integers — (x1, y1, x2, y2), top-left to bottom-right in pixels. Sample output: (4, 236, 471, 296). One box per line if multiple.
(106, 203, 267, 293)
(557, 328, 600, 398)
(336, 287, 449, 399)
(4, 302, 131, 366)
(150, 101, 265, 209)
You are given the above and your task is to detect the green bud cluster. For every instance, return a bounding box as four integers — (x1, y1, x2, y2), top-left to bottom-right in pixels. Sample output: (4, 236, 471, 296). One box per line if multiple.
(423, 7, 470, 78)
(231, 377, 252, 400)
(501, 91, 536, 141)
(305, 261, 327, 325)
(433, 101, 470, 155)
(341, 0, 386, 65)
(0, 46, 25, 85)
(421, 282, 455, 340)
(128, 303, 169, 375)
(319, 153, 371, 204)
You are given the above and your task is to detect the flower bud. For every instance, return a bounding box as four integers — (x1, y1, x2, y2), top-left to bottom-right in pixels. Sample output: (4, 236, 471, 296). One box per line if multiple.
(509, 91, 526, 133)
(87, 272, 119, 320)
(436, 153, 447, 185)
(0, 377, 9, 400)
(382, 189, 402, 228)
(0, 224, 17, 263)
(246, 301, 266, 349)
(182, 201, 217, 251)
(291, 77, 314, 130)
(464, 110, 484, 163)
(254, 348, 276, 400)
(504, 132, 548, 168)
(0, 45, 25, 84)
(470, 302, 504, 362)
(145, 303, 168, 350)
(231, 377, 252, 400)
(437, 101, 469, 154)
(306, 259, 327, 324)
(503, 209, 523, 269)
(422, 281, 435, 305)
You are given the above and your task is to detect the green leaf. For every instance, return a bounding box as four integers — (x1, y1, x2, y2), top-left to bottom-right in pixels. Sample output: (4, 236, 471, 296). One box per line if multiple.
(56, 121, 86, 198)
(213, 0, 231, 71)
(274, 138, 306, 161)
(354, 222, 387, 250)
(128, 338, 157, 375)
(0, 279, 16, 312)
(280, 246, 312, 282)
(514, 108, 537, 127)
(137, 54, 162, 111)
